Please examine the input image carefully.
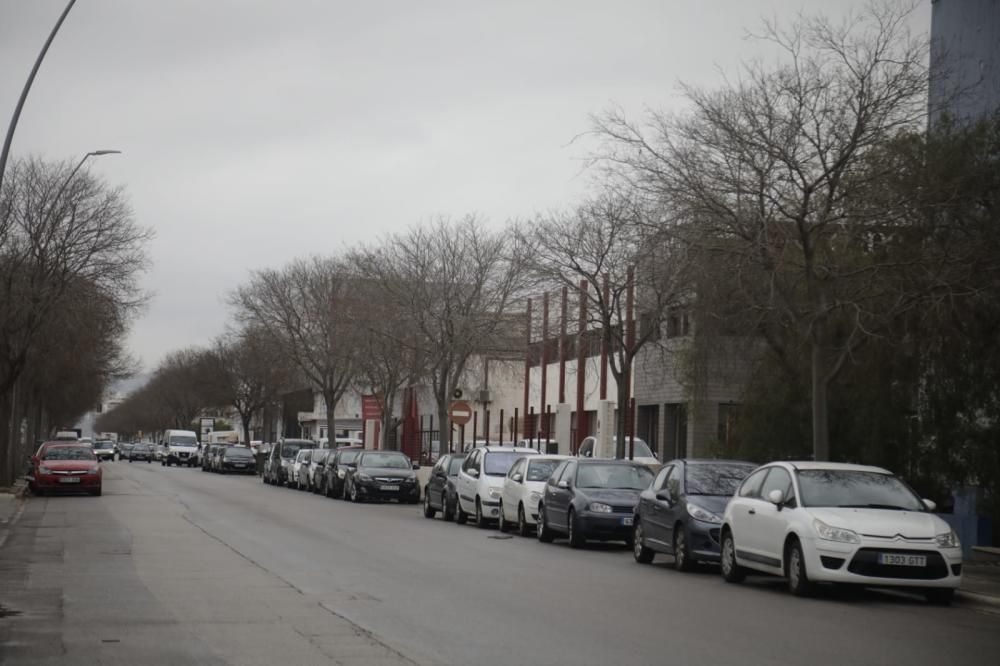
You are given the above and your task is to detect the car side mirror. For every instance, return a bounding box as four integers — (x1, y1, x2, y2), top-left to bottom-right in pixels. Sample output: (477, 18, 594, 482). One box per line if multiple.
(512, 473, 523, 483)
(469, 468, 480, 478)
(30, 455, 38, 464)
(922, 498, 937, 512)
(557, 480, 569, 489)
(655, 490, 672, 503)
(767, 489, 785, 506)
(412, 463, 420, 470)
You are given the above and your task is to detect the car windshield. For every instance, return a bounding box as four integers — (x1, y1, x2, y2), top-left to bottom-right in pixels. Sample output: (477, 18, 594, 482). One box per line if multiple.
(225, 447, 253, 458)
(620, 439, 654, 458)
(169, 435, 197, 446)
(483, 451, 523, 476)
(797, 469, 925, 510)
(685, 463, 755, 496)
(43, 447, 96, 461)
(95, 442, 113, 449)
(447, 457, 466, 476)
(526, 459, 562, 482)
(576, 464, 654, 489)
(360, 452, 410, 469)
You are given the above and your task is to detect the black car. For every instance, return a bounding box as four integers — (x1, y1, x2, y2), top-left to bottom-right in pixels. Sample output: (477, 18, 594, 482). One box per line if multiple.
(128, 443, 154, 463)
(422, 453, 467, 520)
(320, 446, 364, 498)
(344, 451, 420, 503)
(537, 459, 654, 548)
(218, 446, 256, 474)
(633, 459, 756, 570)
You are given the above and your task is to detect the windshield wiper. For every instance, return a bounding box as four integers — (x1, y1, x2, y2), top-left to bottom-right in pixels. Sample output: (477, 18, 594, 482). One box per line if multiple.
(838, 503, 909, 510)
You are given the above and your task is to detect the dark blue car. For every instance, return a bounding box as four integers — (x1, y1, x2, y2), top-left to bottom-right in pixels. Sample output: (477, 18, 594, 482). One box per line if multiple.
(633, 459, 756, 570)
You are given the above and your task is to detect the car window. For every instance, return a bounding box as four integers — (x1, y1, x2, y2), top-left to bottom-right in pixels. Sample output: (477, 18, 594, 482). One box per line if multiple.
(738, 467, 769, 498)
(685, 463, 756, 496)
(526, 459, 562, 482)
(339, 449, 361, 464)
(557, 461, 577, 485)
(579, 440, 593, 458)
(508, 458, 525, 480)
(653, 465, 673, 491)
(759, 467, 793, 502)
(665, 466, 681, 499)
(548, 460, 568, 484)
(447, 456, 465, 476)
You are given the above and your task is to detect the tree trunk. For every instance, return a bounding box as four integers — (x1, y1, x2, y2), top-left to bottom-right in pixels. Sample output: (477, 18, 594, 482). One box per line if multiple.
(811, 343, 830, 461)
(0, 391, 13, 487)
(614, 377, 629, 459)
(240, 409, 253, 447)
(323, 392, 338, 441)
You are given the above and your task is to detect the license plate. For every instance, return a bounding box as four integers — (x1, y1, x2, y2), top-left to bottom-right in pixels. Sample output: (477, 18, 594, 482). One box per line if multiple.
(380, 485, 400, 491)
(621, 516, 633, 526)
(878, 553, 927, 567)
(59, 477, 81, 484)
(234, 464, 246, 468)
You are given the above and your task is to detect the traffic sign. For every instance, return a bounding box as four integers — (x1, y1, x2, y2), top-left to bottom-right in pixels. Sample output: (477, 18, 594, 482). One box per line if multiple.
(449, 400, 472, 425)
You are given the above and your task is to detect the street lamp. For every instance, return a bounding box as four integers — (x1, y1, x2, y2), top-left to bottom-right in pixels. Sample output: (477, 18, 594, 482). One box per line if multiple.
(47, 149, 122, 221)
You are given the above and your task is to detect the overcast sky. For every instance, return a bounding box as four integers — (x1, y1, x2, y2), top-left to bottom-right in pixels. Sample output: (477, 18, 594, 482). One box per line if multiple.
(1, 0, 931, 373)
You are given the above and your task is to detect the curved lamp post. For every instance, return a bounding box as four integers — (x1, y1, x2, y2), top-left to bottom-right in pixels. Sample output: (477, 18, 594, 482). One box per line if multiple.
(47, 149, 121, 221)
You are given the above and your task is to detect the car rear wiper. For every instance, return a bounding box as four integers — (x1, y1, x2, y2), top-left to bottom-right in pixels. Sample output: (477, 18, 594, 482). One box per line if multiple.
(838, 503, 908, 510)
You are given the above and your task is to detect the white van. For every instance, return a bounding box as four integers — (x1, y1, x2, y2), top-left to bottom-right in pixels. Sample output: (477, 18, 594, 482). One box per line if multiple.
(160, 429, 199, 467)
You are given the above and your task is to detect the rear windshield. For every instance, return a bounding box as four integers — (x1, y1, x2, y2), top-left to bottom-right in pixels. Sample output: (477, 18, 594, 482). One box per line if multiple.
(43, 447, 96, 461)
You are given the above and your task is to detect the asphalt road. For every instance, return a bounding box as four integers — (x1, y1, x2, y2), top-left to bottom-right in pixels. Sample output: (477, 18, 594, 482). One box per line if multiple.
(1, 461, 998, 665)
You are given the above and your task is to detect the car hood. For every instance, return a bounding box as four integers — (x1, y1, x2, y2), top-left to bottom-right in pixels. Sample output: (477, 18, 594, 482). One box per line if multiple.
(576, 488, 642, 505)
(807, 507, 947, 539)
(39, 460, 98, 472)
(358, 467, 415, 479)
(684, 495, 731, 514)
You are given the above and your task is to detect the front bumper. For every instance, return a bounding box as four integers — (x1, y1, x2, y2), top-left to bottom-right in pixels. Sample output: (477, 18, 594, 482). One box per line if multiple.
(222, 461, 255, 473)
(803, 536, 962, 589)
(578, 512, 635, 540)
(355, 479, 420, 501)
(35, 473, 101, 491)
(167, 452, 194, 464)
(687, 521, 723, 562)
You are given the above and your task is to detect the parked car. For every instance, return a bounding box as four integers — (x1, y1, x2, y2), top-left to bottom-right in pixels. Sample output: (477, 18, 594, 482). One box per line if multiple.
(719, 461, 962, 604)
(577, 436, 660, 466)
(201, 444, 219, 472)
(218, 446, 256, 474)
(633, 459, 756, 570)
(344, 450, 420, 503)
(30, 443, 102, 496)
(289, 449, 312, 489)
(262, 439, 316, 486)
(536, 459, 654, 547)
(498, 455, 569, 535)
(128, 443, 154, 463)
(306, 449, 332, 493)
(93, 440, 115, 461)
(455, 446, 539, 527)
(320, 446, 364, 498)
(422, 453, 467, 521)
(119, 442, 135, 458)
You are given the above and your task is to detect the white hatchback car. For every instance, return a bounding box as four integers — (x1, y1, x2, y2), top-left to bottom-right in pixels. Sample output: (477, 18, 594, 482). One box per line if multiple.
(498, 455, 569, 535)
(720, 461, 962, 604)
(455, 446, 539, 528)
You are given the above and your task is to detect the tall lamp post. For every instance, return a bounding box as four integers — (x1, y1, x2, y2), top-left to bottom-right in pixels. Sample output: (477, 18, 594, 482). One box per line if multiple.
(0, 0, 80, 196)
(52, 149, 121, 204)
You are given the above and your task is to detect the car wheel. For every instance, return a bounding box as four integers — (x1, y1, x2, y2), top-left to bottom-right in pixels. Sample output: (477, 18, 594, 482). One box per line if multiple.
(474, 498, 488, 528)
(673, 524, 694, 572)
(91, 486, 102, 497)
(633, 521, 655, 564)
(536, 505, 554, 543)
(161, 460, 165, 466)
(443, 496, 456, 522)
(497, 501, 510, 532)
(147, 460, 151, 464)
(924, 588, 955, 606)
(517, 504, 531, 537)
(786, 538, 814, 597)
(720, 529, 745, 583)
(350, 482, 360, 503)
(128, 458, 133, 463)
(567, 509, 585, 548)
(423, 489, 436, 519)
(456, 501, 469, 525)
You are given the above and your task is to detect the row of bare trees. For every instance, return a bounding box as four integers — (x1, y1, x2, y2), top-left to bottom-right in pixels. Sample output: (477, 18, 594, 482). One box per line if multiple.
(0, 156, 150, 485)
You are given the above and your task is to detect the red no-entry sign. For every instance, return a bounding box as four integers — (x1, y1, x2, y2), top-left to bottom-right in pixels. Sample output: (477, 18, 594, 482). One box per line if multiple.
(449, 400, 472, 425)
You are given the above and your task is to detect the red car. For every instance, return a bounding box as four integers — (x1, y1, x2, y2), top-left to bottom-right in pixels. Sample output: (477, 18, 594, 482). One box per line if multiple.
(30, 443, 102, 496)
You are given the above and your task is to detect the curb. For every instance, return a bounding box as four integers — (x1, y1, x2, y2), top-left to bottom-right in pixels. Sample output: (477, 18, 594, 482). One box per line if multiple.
(956, 590, 1000, 612)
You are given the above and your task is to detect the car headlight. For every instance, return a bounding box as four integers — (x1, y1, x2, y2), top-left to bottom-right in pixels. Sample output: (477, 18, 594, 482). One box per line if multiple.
(488, 487, 503, 499)
(935, 530, 960, 549)
(813, 518, 861, 544)
(38, 465, 53, 475)
(588, 502, 613, 513)
(337, 470, 345, 478)
(529, 491, 542, 503)
(356, 473, 372, 482)
(687, 503, 722, 524)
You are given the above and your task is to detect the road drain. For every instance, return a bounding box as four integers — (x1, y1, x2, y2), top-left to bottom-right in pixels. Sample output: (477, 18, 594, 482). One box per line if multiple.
(0, 604, 22, 617)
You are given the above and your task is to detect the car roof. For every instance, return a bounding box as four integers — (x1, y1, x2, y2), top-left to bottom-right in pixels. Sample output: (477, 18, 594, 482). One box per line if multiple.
(476, 445, 538, 453)
(576, 458, 648, 466)
(773, 461, 892, 474)
(525, 455, 570, 462)
(669, 458, 757, 466)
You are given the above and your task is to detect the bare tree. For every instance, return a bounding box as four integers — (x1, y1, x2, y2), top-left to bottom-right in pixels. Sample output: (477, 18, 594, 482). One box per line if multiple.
(231, 257, 357, 433)
(350, 216, 529, 449)
(592, 2, 940, 460)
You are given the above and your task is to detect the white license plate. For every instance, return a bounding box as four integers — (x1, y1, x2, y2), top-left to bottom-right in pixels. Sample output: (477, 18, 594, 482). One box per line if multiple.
(380, 485, 400, 491)
(621, 516, 633, 526)
(878, 553, 927, 567)
(234, 464, 246, 468)
(59, 477, 81, 484)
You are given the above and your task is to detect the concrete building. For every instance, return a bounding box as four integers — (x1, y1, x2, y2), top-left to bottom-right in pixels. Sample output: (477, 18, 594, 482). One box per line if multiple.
(929, 0, 1000, 124)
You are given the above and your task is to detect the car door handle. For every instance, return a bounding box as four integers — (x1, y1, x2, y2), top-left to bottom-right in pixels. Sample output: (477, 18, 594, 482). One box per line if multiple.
(748, 508, 756, 515)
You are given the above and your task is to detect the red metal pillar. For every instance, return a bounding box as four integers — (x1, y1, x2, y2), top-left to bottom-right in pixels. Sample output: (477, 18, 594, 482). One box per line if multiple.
(600, 273, 609, 400)
(523, 298, 532, 438)
(575, 280, 588, 454)
(540, 292, 549, 440)
(558, 285, 567, 404)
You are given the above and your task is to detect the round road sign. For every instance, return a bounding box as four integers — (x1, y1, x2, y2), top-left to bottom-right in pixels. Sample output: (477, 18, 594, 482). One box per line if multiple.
(449, 400, 473, 425)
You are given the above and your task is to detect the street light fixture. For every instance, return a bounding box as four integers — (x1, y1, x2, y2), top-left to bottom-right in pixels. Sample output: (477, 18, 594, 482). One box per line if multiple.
(48, 149, 122, 220)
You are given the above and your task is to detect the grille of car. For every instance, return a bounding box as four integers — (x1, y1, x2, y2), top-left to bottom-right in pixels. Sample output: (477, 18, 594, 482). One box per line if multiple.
(847, 548, 949, 580)
(611, 505, 633, 514)
(52, 470, 87, 475)
(374, 477, 407, 483)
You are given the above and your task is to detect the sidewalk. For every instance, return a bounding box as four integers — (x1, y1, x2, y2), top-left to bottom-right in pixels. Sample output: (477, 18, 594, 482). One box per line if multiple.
(959, 551, 1000, 611)
(0, 481, 27, 549)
